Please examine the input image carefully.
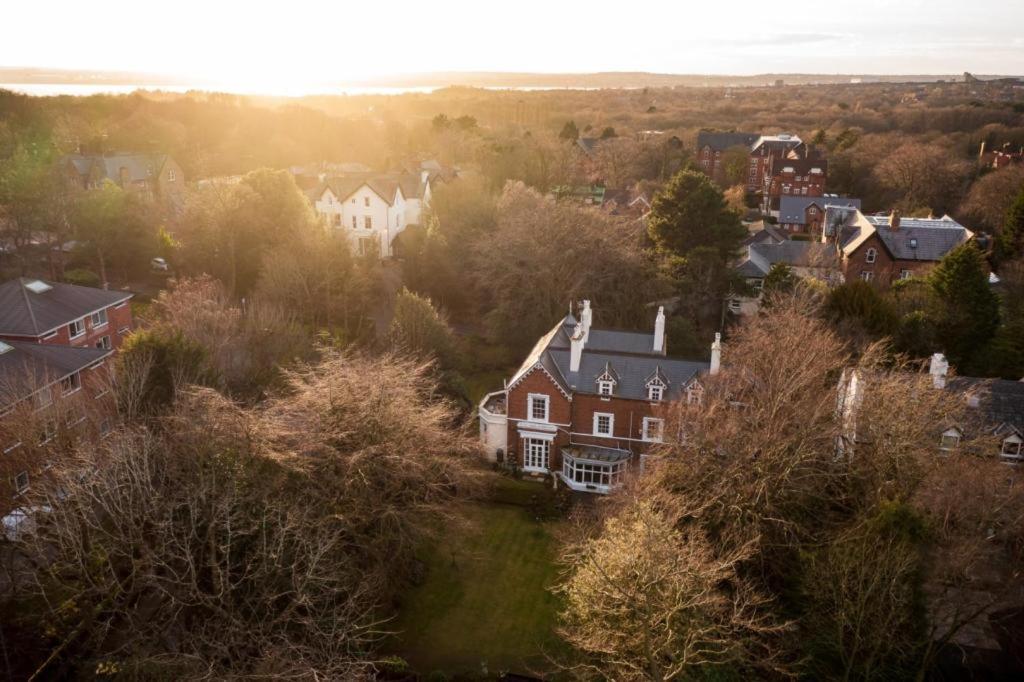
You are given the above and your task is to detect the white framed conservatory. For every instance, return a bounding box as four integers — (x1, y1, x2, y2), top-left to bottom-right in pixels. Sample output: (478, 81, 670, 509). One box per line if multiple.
(560, 445, 631, 494)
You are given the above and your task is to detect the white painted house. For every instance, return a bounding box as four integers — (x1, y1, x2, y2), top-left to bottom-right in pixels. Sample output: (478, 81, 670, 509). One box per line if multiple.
(312, 172, 431, 257)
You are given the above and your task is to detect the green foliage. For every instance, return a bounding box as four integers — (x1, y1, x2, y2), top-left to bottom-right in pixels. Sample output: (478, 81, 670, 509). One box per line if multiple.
(995, 183, 1024, 262)
(389, 288, 457, 368)
(118, 329, 213, 415)
(558, 120, 579, 141)
(599, 126, 617, 139)
(647, 169, 746, 261)
(926, 242, 1000, 367)
(824, 280, 898, 338)
(73, 180, 157, 284)
(62, 268, 100, 288)
(762, 263, 796, 296)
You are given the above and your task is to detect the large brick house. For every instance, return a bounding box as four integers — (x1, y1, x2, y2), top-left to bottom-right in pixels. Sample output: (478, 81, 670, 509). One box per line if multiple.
(61, 152, 185, 208)
(695, 131, 759, 183)
(311, 172, 432, 258)
(822, 208, 974, 286)
(478, 302, 713, 494)
(762, 151, 827, 214)
(748, 134, 803, 192)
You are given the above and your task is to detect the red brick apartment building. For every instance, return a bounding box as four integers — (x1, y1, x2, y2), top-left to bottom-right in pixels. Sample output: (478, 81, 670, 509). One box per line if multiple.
(0, 278, 133, 534)
(695, 131, 759, 182)
(763, 152, 827, 214)
(747, 134, 804, 192)
(478, 302, 715, 494)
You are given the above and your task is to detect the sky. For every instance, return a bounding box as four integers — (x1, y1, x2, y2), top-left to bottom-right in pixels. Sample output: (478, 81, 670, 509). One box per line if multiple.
(3, 0, 1023, 86)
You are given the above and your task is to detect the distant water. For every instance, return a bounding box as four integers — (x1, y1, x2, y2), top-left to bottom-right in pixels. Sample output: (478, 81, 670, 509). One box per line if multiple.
(0, 83, 443, 97)
(1, 82, 601, 97)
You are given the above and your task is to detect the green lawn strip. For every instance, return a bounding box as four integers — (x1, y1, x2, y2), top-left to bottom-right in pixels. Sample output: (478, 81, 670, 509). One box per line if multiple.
(389, 481, 566, 676)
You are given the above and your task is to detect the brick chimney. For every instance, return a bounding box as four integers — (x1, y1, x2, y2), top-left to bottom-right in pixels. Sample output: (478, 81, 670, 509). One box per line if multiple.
(889, 209, 901, 231)
(929, 353, 949, 389)
(653, 306, 666, 354)
(710, 332, 722, 375)
(570, 323, 585, 372)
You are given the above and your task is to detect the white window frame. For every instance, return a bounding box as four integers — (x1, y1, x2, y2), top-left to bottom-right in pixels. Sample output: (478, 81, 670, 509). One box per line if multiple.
(95, 335, 111, 350)
(865, 248, 877, 264)
(1001, 435, 1022, 460)
(528, 393, 550, 423)
(61, 372, 81, 396)
(68, 318, 85, 339)
(642, 417, 665, 442)
(522, 437, 550, 472)
(91, 307, 109, 327)
(860, 271, 874, 282)
(899, 269, 912, 280)
(593, 412, 614, 437)
(939, 428, 961, 451)
(686, 383, 703, 405)
(598, 380, 614, 397)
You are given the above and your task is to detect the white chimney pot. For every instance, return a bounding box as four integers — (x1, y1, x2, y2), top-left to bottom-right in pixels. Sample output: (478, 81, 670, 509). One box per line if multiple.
(710, 332, 722, 376)
(653, 306, 666, 354)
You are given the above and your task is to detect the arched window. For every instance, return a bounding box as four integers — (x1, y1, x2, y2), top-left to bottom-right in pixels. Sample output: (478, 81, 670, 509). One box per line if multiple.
(865, 248, 877, 264)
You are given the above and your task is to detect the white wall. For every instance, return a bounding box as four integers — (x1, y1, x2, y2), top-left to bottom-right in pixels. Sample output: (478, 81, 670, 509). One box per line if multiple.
(313, 180, 431, 258)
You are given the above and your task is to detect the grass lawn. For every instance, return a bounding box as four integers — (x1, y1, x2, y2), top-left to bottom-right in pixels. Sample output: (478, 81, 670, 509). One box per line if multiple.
(387, 478, 569, 677)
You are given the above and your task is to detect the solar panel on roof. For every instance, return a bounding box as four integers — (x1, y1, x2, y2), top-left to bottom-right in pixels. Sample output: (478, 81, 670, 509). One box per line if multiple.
(24, 280, 52, 294)
(0, 341, 12, 354)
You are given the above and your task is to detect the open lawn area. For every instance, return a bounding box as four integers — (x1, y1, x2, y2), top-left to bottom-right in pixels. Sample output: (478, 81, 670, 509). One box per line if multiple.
(387, 478, 569, 678)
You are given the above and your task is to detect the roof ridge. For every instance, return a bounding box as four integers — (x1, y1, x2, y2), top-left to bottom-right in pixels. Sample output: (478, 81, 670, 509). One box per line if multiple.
(17, 278, 41, 334)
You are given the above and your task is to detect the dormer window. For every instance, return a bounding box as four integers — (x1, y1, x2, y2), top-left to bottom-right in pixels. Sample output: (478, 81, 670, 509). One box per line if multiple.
(596, 369, 617, 397)
(598, 380, 614, 396)
(646, 374, 667, 402)
(686, 383, 703, 406)
(1001, 435, 1022, 461)
(939, 428, 961, 451)
(865, 248, 877, 264)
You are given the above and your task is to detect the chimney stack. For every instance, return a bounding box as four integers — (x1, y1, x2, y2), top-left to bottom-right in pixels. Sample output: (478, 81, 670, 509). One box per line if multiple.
(889, 209, 901, 231)
(709, 332, 722, 375)
(580, 300, 592, 343)
(570, 323, 585, 372)
(929, 353, 949, 389)
(653, 306, 666, 354)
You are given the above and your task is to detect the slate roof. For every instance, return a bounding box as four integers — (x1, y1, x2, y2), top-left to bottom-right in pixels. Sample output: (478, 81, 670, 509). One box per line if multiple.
(509, 313, 709, 401)
(769, 156, 828, 176)
(948, 377, 1024, 436)
(0, 340, 112, 409)
(64, 153, 169, 185)
(779, 196, 861, 225)
(735, 241, 838, 278)
(696, 131, 759, 152)
(0, 279, 133, 337)
(752, 134, 803, 153)
(316, 172, 428, 206)
(862, 215, 972, 261)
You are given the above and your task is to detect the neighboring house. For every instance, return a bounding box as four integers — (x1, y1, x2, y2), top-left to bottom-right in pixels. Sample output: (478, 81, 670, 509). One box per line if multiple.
(778, 195, 861, 237)
(61, 152, 185, 207)
(311, 172, 432, 257)
(0, 339, 115, 527)
(478, 301, 714, 494)
(925, 353, 1024, 464)
(748, 134, 804, 192)
(823, 209, 974, 286)
(731, 240, 840, 315)
(762, 152, 828, 214)
(695, 131, 759, 182)
(0, 278, 134, 352)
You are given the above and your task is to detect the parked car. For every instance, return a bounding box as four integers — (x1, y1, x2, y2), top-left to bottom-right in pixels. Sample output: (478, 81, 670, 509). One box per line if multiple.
(151, 257, 169, 272)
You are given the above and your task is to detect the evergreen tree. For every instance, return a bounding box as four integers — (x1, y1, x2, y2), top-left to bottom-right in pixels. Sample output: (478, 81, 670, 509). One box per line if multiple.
(559, 120, 580, 142)
(927, 242, 1000, 367)
(995, 184, 1024, 262)
(647, 169, 746, 261)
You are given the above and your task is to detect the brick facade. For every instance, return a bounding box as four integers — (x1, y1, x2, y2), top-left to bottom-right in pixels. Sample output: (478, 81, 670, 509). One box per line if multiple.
(0, 299, 133, 351)
(841, 234, 937, 286)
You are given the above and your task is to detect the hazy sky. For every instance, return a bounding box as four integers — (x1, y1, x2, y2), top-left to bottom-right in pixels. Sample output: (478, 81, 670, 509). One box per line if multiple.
(4, 0, 1022, 85)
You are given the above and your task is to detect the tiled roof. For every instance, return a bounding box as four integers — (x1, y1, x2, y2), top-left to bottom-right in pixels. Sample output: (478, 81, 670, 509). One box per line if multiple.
(64, 153, 168, 184)
(752, 134, 803, 153)
(779, 196, 861, 225)
(0, 279, 132, 337)
(769, 156, 828, 176)
(317, 172, 427, 206)
(948, 377, 1024, 436)
(0, 340, 112, 409)
(509, 312, 709, 401)
(735, 241, 838, 278)
(696, 131, 759, 152)
(862, 215, 972, 261)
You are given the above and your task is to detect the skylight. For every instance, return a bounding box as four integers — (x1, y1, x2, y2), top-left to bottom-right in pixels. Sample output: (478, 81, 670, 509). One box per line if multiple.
(24, 280, 52, 294)
(0, 341, 13, 354)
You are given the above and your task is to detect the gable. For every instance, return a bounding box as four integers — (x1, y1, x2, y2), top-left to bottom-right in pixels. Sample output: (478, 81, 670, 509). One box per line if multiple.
(507, 361, 572, 400)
